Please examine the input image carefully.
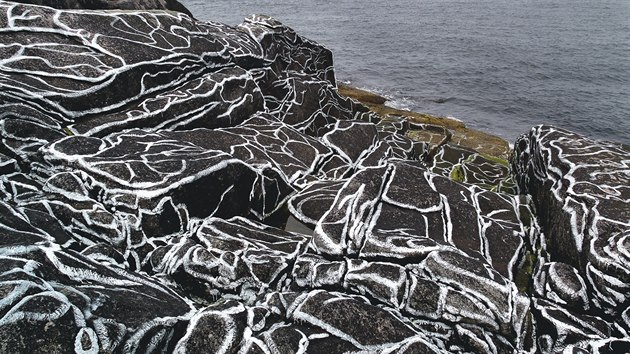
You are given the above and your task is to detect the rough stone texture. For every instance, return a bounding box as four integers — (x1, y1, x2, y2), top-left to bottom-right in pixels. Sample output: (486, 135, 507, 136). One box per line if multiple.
(148, 216, 310, 300)
(534, 261, 590, 311)
(513, 126, 630, 324)
(0, 1, 628, 352)
(0, 201, 194, 353)
(429, 143, 517, 194)
(42, 128, 294, 220)
(67, 66, 266, 136)
(11, 0, 193, 16)
(311, 160, 533, 280)
(287, 179, 346, 227)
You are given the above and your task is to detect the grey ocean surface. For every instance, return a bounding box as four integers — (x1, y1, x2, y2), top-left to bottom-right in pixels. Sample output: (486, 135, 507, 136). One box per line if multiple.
(181, 0, 630, 144)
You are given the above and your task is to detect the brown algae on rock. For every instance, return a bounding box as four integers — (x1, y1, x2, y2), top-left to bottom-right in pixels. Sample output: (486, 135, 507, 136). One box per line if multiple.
(338, 84, 512, 160)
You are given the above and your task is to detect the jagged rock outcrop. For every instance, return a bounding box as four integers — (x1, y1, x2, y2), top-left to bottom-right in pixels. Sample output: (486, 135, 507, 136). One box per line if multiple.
(512, 125, 630, 349)
(0, 1, 628, 352)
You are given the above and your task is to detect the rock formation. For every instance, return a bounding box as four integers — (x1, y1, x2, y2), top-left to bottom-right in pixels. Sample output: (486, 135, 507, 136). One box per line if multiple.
(10, 0, 193, 16)
(0, 0, 628, 352)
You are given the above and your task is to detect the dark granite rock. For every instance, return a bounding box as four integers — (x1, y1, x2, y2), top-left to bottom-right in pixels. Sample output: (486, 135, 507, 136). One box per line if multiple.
(12, 0, 193, 16)
(312, 164, 389, 256)
(533, 299, 614, 352)
(165, 114, 334, 188)
(288, 179, 347, 227)
(42, 129, 293, 221)
(255, 69, 374, 136)
(173, 300, 248, 353)
(1, 1, 628, 352)
(148, 216, 309, 299)
(0, 106, 66, 167)
(0, 172, 42, 204)
(21, 171, 133, 256)
(238, 15, 336, 84)
(67, 67, 266, 137)
(0, 1, 263, 122)
(534, 261, 590, 311)
(312, 160, 534, 280)
(0, 152, 18, 175)
(512, 125, 630, 323)
(429, 143, 517, 194)
(585, 338, 630, 354)
(290, 251, 535, 351)
(378, 129, 427, 161)
(0, 201, 193, 353)
(322, 120, 379, 166)
(261, 289, 426, 351)
(239, 303, 365, 353)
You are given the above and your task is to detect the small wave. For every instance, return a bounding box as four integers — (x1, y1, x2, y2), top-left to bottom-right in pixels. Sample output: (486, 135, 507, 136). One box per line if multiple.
(445, 115, 464, 123)
(384, 98, 412, 111)
(347, 84, 416, 111)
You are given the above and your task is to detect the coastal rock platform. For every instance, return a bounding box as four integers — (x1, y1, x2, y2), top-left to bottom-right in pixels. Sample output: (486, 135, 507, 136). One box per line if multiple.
(0, 1, 628, 353)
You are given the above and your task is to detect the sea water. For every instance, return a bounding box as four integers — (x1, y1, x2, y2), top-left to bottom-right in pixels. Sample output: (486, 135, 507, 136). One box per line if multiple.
(180, 0, 630, 144)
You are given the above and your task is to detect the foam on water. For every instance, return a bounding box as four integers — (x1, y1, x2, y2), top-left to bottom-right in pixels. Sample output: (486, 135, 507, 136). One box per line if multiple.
(383, 99, 411, 111)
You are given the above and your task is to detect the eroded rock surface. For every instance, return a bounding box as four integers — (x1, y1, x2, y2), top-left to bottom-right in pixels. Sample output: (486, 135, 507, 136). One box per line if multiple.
(11, 0, 193, 15)
(513, 125, 630, 343)
(0, 1, 628, 352)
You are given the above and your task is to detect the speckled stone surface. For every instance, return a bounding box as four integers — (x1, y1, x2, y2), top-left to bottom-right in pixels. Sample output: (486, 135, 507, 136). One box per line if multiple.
(0, 1, 629, 352)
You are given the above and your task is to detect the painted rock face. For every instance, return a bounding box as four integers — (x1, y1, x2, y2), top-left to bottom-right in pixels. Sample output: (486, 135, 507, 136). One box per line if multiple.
(0, 1, 628, 353)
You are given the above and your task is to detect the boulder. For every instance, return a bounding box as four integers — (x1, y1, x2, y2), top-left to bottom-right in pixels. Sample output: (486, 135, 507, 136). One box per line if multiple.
(167, 114, 334, 187)
(67, 67, 266, 137)
(512, 125, 630, 321)
(238, 15, 335, 84)
(173, 300, 248, 353)
(292, 250, 535, 352)
(534, 299, 614, 352)
(260, 290, 429, 352)
(288, 179, 347, 227)
(0, 2, 260, 120)
(255, 69, 374, 136)
(429, 143, 517, 194)
(534, 262, 590, 311)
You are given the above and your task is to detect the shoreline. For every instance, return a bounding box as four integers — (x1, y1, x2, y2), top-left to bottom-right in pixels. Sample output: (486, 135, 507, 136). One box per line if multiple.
(338, 84, 512, 160)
